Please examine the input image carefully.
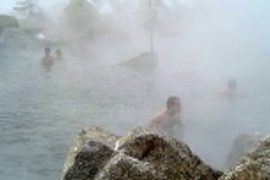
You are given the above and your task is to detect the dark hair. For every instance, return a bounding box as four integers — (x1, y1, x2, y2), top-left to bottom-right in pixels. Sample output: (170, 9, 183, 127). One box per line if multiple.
(45, 47, 51, 53)
(166, 96, 180, 109)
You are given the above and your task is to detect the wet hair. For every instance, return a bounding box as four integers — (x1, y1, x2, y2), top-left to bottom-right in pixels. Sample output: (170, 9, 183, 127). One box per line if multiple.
(166, 96, 180, 109)
(45, 47, 51, 53)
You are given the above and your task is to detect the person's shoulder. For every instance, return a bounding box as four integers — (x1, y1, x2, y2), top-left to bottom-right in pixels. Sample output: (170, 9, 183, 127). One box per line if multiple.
(151, 109, 166, 121)
(155, 109, 167, 117)
(148, 110, 164, 127)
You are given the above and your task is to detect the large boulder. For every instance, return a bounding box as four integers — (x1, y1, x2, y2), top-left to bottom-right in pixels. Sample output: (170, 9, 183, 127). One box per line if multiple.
(60, 126, 223, 180)
(60, 126, 119, 180)
(224, 132, 265, 169)
(114, 127, 222, 180)
(0, 15, 19, 36)
(219, 136, 270, 180)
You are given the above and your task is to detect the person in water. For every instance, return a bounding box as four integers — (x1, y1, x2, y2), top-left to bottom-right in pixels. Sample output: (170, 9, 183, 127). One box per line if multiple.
(148, 96, 183, 138)
(55, 48, 63, 60)
(41, 47, 54, 72)
(223, 79, 237, 96)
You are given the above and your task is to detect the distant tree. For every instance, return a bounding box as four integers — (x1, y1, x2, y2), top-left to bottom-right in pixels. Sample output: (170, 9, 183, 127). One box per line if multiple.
(13, 0, 41, 17)
(13, 0, 50, 36)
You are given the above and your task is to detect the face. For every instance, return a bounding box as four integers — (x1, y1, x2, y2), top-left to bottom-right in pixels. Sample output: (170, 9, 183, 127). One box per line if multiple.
(171, 99, 181, 113)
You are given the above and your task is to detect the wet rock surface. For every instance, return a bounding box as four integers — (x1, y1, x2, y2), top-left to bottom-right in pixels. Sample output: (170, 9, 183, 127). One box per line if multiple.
(60, 126, 119, 180)
(116, 127, 222, 180)
(61, 126, 222, 180)
(94, 152, 164, 180)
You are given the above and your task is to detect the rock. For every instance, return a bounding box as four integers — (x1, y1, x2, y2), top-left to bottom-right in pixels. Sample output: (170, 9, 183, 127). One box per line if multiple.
(115, 127, 222, 180)
(219, 136, 270, 180)
(0, 15, 19, 36)
(225, 132, 265, 169)
(60, 126, 119, 180)
(118, 52, 158, 72)
(94, 152, 165, 180)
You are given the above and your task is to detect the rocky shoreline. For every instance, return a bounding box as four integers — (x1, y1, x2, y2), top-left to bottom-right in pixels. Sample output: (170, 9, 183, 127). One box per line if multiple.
(59, 126, 270, 180)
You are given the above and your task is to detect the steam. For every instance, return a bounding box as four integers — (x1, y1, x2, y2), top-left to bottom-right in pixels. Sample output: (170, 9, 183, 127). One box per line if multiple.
(2, 0, 270, 172)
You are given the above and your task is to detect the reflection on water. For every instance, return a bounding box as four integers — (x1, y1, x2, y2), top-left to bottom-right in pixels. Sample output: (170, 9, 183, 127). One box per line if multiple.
(1, 48, 270, 180)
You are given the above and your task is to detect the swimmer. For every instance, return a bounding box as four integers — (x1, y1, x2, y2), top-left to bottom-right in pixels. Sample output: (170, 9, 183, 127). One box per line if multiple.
(41, 47, 54, 72)
(55, 49, 63, 60)
(223, 79, 237, 96)
(148, 96, 183, 138)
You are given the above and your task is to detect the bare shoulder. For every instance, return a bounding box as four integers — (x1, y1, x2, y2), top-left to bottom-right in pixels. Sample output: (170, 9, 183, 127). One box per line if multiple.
(152, 109, 167, 120)
(149, 109, 166, 126)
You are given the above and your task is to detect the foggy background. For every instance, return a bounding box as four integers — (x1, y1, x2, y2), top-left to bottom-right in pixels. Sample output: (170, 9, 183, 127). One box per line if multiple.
(1, 0, 270, 179)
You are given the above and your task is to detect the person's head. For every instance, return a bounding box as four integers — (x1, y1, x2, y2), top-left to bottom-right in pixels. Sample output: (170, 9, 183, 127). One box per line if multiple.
(45, 47, 51, 55)
(166, 96, 181, 113)
(56, 49, 62, 56)
(228, 79, 237, 90)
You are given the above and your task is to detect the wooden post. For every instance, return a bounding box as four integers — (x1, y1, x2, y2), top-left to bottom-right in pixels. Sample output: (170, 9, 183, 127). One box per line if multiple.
(149, 0, 154, 54)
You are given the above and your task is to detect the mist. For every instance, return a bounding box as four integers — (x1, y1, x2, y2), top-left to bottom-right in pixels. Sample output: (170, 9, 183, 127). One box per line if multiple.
(1, 0, 270, 179)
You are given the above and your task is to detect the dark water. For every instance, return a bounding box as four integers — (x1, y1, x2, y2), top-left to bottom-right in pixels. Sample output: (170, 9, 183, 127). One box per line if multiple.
(1, 44, 270, 180)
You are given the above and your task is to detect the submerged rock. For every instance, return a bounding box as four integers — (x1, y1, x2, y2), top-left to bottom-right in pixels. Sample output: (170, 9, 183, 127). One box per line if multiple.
(60, 126, 119, 180)
(220, 136, 270, 180)
(115, 127, 222, 180)
(118, 52, 158, 72)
